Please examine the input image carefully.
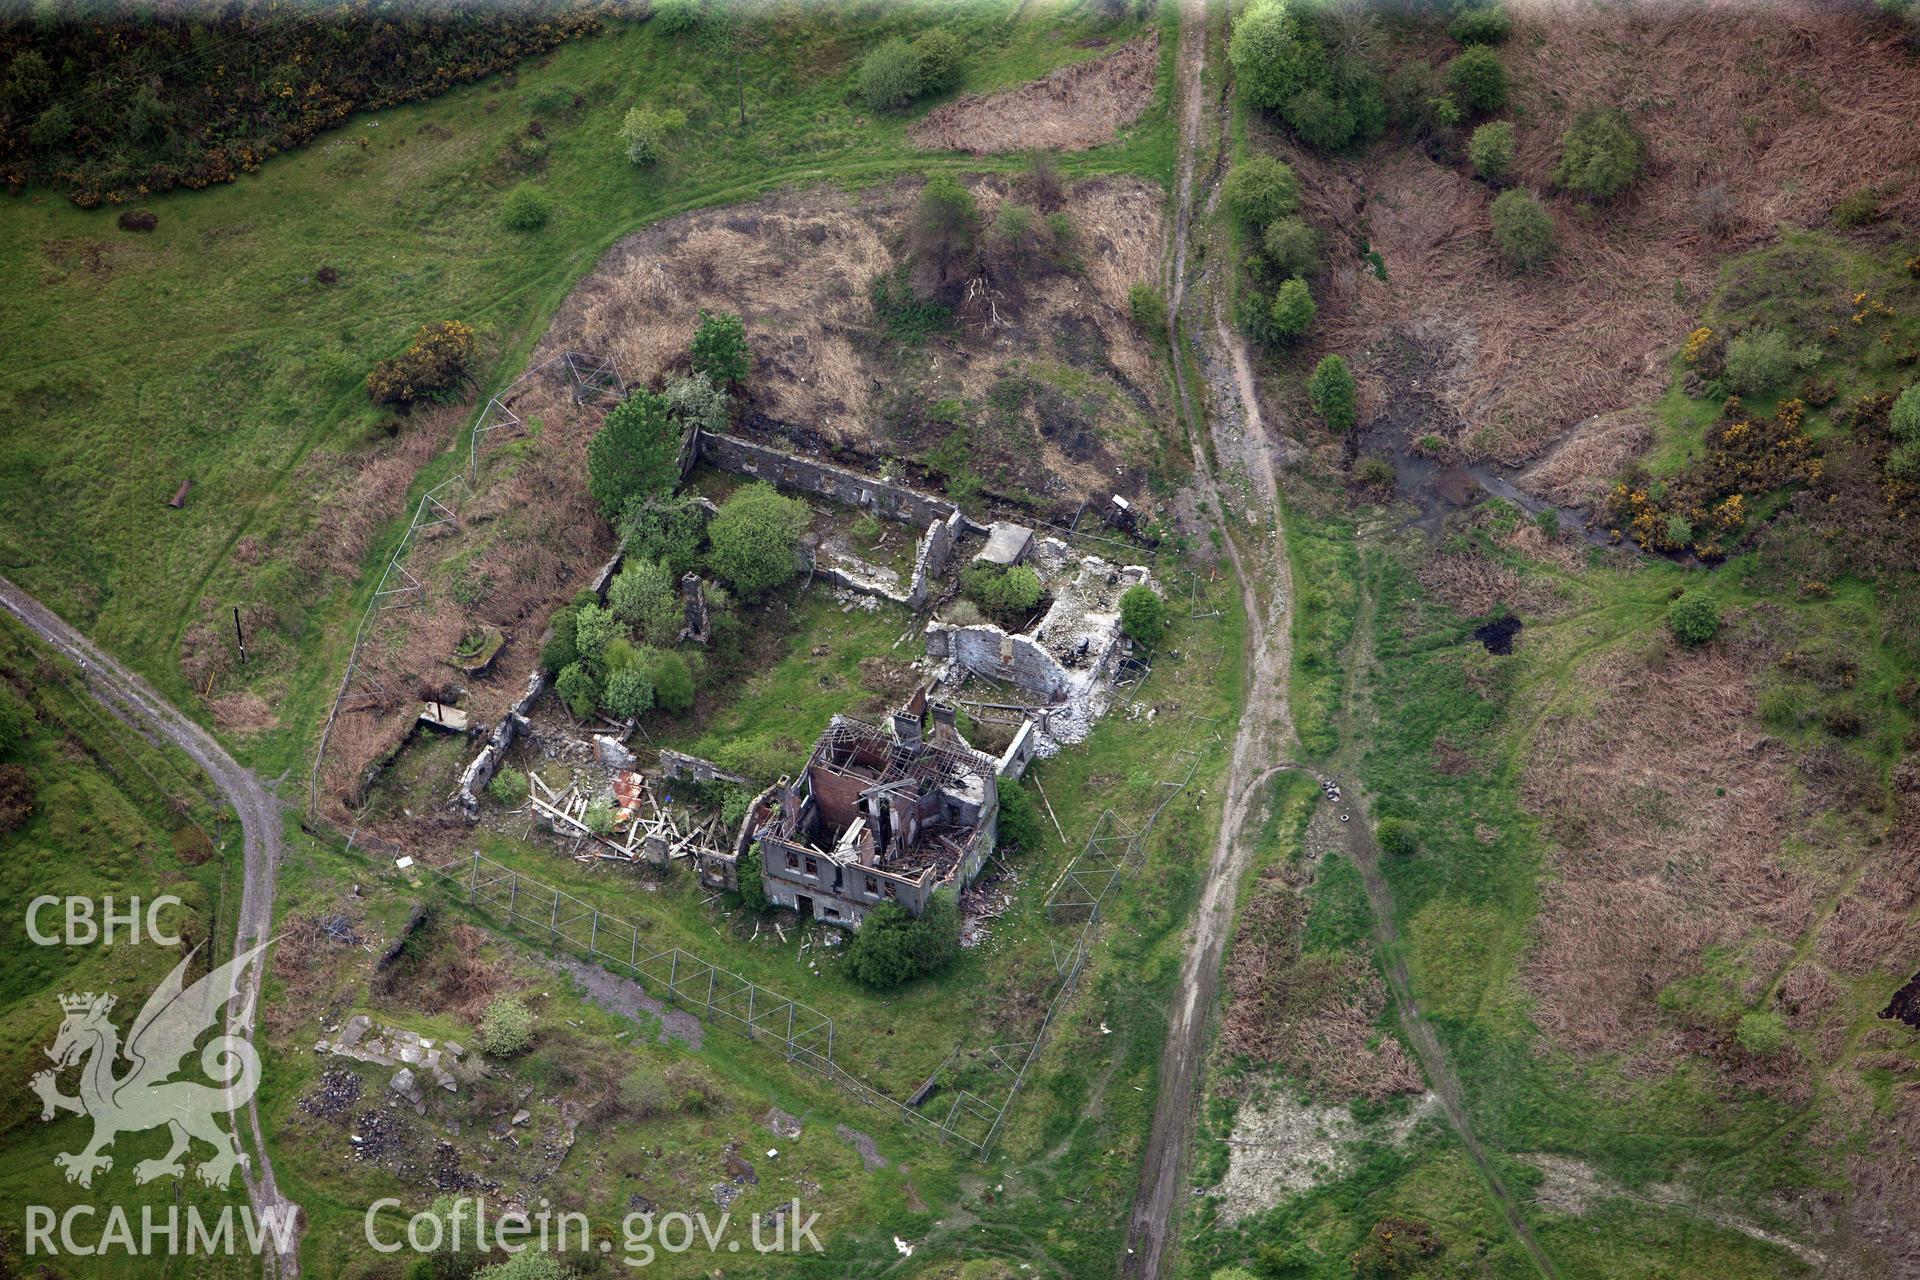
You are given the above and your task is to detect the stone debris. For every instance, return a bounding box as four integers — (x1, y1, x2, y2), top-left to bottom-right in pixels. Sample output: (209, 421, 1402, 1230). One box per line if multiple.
(318, 1015, 466, 1095)
(763, 1106, 804, 1139)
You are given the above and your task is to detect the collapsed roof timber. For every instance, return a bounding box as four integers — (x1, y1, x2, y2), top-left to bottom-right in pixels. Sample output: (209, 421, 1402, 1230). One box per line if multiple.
(698, 688, 1036, 927)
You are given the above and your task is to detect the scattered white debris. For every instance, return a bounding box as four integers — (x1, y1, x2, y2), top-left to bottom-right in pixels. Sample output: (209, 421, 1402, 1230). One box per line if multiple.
(894, 1237, 915, 1257)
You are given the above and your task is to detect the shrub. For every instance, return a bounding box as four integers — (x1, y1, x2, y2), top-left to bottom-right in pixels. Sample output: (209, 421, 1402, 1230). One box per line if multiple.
(911, 173, 980, 284)
(585, 800, 615, 835)
(525, 83, 582, 116)
(572, 603, 621, 674)
(610, 558, 681, 643)
(480, 995, 534, 1056)
(1119, 584, 1166, 646)
(1269, 277, 1316, 341)
(1261, 217, 1320, 278)
(690, 310, 749, 389)
(1445, 46, 1506, 115)
(587, 388, 680, 520)
(116, 208, 157, 232)
(996, 782, 1043, 854)
(845, 897, 959, 989)
(1831, 186, 1882, 228)
(914, 29, 966, 95)
(1725, 330, 1815, 396)
(1308, 354, 1357, 432)
(858, 37, 923, 111)
(0, 690, 28, 759)
(620, 104, 687, 165)
(708, 482, 808, 598)
(1287, 87, 1356, 151)
(1736, 1010, 1787, 1056)
(0, 764, 34, 835)
(555, 663, 600, 718)
(652, 0, 703, 34)
(1129, 283, 1168, 336)
(1490, 188, 1553, 270)
(1376, 817, 1419, 857)
(500, 185, 550, 231)
(1230, 0, 1326, 117)
(962, 561, 1045, 619)
(1885, 441, 1920, 480)
(616, 1068, 671, 1120)
(1355, 455, 1396, 488)
(1223, 155, 1301, 228)
(366, 321, 476, 407)
(474, 1252, 567, 1280)
(1667, 594, 1720, 647)
(620, 495, 709, 576)
(603, 665, 656, 719)
(1467, 121, 1514, 184)
(1554, 110, 1642, 201)
(736, 839, 769, 911)
(1448, 2, 1512, 44)
(663, 370, 730, 434)
(487, 766, 528, 807)
(640, 647, 695, 714)
(1889, 384, 1920, 442)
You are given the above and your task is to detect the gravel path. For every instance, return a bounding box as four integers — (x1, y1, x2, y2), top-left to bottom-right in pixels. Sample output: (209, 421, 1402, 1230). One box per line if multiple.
(0, 576, 303, 1278)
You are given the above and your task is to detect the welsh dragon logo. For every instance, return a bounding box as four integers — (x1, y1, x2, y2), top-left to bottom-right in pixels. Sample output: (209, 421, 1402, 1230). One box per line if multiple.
(30, 942, 268, 1189)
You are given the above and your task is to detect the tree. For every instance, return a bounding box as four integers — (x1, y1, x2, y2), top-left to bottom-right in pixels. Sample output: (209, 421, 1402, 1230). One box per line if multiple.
(962, 562, 1045, 619)
(736, 838, 770, 911)
(1490, 188, 1553, 270)
(555, 663, 599, 718)
(690, 310, 749, 389)
(1445, 46, 1506, 115)
(609, 558, 682, 644)
(1667, 594, 1720, 647)
(996, 782, 1043, 854)
(1448, 2, 1512, 44)
(1308, 354, 1357, 432)
(1287, 86, 1355, 151)
(663, 370, 730, 434)
(488, 766, 528, 807)
(914, 28, 966, 95)
(1261, 217, 1319, 279)
(621, 104, 686, 165)
(1223, 155, 1301, 228)
(1737, 1010, 1787, 1056)
(858, 37, 923, 110)
(708, 482, 808, 597)
(1129, 283, 1169, 337)
(480, 995, 534, 1056)
(1554, 109, 1642, 201)
(1229, 0, 1327, 116)
(587, 388, 680, 519)
(640, 647, 696, 714)
(603, 665, 656, 719)
(571, 603, 621, 674)
(1269, 277, 1316, 341)
(620, 495, 710, 576)
(845, 902, 920, 988)
(540, 606, 580, 674)
(1376, 817, 1420, 857)
(1467, 120, 1514, 184)
(911, 173, 980, 286)
(1119, 584, 1166, 646)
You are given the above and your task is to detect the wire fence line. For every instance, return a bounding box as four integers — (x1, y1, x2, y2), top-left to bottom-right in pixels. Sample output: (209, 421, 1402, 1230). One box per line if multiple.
(412, 714, 1217, 1162)
(307, 351, 625, 815)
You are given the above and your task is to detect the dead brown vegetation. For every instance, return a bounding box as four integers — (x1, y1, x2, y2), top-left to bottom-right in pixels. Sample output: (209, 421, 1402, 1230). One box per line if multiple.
(1222, 882, 1425, 1101)
(908, 31, 1160, 154)
(1294, 0, 1920, 462)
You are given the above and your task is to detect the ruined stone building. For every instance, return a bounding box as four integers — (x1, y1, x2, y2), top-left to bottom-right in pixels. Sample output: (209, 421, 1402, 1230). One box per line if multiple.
(698, 690, 1026, 927)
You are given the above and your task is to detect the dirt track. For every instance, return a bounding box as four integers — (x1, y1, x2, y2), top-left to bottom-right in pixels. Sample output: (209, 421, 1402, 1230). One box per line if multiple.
(0, 576, 303, 1279)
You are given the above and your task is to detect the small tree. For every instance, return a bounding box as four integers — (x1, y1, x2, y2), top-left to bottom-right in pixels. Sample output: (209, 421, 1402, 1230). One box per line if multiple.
(1269, 277, 1316, 341)
(640, 647, 695, 714)
(480, 995, 535, 1056)
(1892, 384, 1920, 442)
(1725, 330, 1815, 396)
(555, 663, 600, 718)
(1467, 120, 1514, 184)
(1229, 0, 1324, 116)
(1376, 816, 1420, 857)
(911, 173, 980, 285)
(603, 665, 656, 719)
(1554, 109, 1642, 201)
(1445, 46, 1507, 115)
(620, 495, 710, 576)
(1448, 2, 1512, 44)
(996, 782, 1043, 854)
(1490, 188, 1553, 270)
(1261, 217, 1320, 279)
(962, 561, 1045, 619)
(858, 37, 923, 110)
(1129, 283, 1168, 336)
(571, 603, 621, 674)
(1119, 584, 1166, 646)
(1223, 155, 1301, 228)
(620, 104, 687, 165)
(609, 557, 682, 644)
(708, 482, 808, 597)
(690, 310, 749, 389)
(587, 388, 681, 520)
(663, 370, 730, 433)
(487, 766, 528, 807)
(1307, 354, 1357, 432)
(539, 606, 580, 674)
(845, 902, 920, 988)
(1736, 1010, 1787, 1056)
(736, 839, 769, 911)
(1667, 594, 1720, 647)
(1287, 87, 1355, 152)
